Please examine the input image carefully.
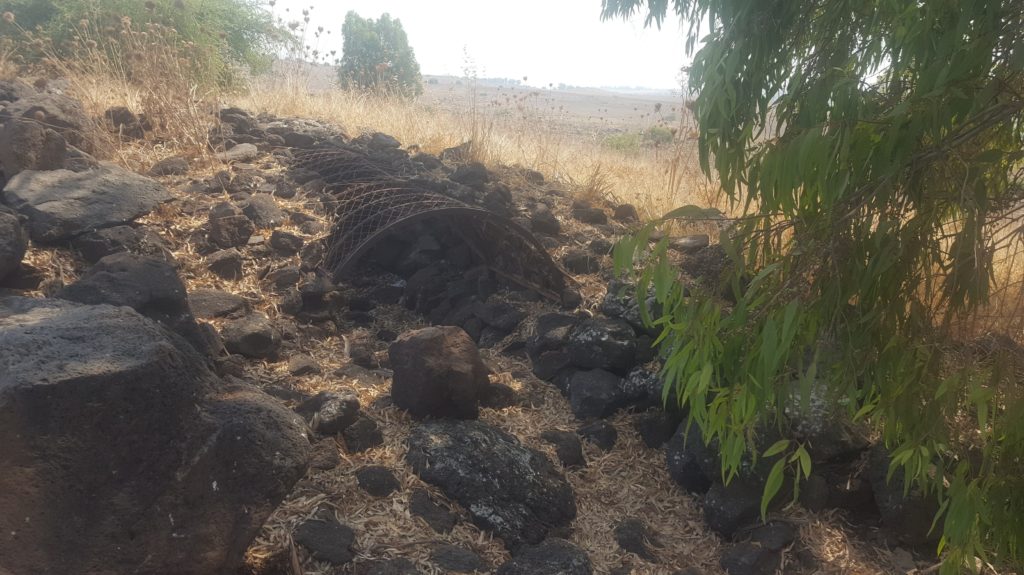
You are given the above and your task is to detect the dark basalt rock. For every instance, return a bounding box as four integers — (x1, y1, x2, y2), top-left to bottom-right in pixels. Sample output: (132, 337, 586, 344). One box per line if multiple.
(568, 369, 627, 420)
(356, 465, 401, 497)
(389, 326, 489, 420)
(2, 165, 172, 243)
(410, 488, 458, 533)
(578, 420, 618, 451)
(220, 313, 281, 359)
(540, 429, 587, 468)
(208, 202, 254, 249)
(70, 224, 171, 264)
(0, 297, 309, 575)
(57, 253, 215, 356)
(294, 513, 356, 566)
(207, 248, 244, 280)
(495, 538, 593, 575)
(702, 480, 763, 538)
(343, 414, 384, 452)
(406, 420, 577, 549)
(431, 544, 488, 573)
(566, 318, 637, 374)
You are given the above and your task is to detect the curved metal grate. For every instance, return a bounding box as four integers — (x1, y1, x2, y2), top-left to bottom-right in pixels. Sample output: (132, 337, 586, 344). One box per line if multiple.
(292, 148, 572, 300)
(291, 148, 395, 185)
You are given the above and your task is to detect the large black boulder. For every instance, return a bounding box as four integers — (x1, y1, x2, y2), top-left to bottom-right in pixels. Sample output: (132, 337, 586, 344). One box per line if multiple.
(568, 369, 627, 419)
(406, 420, 577, 549)
(0, 297, 309, 575)
(2, 165, 172, 243)
(566, 318, 637, 374)
(57, 253, 215, 356)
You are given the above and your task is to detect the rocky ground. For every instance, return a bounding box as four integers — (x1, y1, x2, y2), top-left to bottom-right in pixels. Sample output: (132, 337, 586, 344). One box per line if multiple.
(0, 79, 933, 575)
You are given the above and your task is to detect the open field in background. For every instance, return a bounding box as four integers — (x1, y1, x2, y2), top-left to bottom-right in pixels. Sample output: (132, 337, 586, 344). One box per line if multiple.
(239, 62, 723, 223)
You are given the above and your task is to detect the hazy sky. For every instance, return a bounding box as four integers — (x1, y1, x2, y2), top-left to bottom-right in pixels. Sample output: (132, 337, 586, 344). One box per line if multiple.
(271, 0, 689, 89)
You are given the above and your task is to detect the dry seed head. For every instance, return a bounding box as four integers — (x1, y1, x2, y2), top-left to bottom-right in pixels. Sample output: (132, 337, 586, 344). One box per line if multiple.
(79, 19, 89, 28)
(2, 12, 15, 24)
(32, 110, 46, 121)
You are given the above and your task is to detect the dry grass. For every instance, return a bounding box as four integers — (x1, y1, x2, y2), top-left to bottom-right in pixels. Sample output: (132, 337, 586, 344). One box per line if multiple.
(237, 68, 718, 222)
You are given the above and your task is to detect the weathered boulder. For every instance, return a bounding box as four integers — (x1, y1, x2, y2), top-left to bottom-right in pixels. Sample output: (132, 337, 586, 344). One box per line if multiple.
(220, 313, 281, 359)
(207, 247, 244, 280)
(0, 118, 67, 176)
(568, 369, 627, 419)
(2, 165, 172, 243)
(495, 539, 593, 575)
(343, 414, 384, 452)
(293, 512, 356, 566)
(540, 429, 587, 468)
(0, 297, 309, 575)
(70, 224, 171, 263)
(0, 206, 27, 282)
(57, 253, 215, 356)
(356, 465, 401, 497)
(390, 326, 489, 419)
(241, 194, 286, 228)
(702, 479, 763, 537)
(0, 90, 92, 150)
(208, 202, 255, 249)
(296, 390, 361, 435)
(189, 288, 248, 319)
(407, 420, 577, 549)
(567, 318, 637, 374)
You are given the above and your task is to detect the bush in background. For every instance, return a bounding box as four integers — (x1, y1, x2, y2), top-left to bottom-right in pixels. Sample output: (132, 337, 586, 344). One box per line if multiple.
(0, 0, 291, 86)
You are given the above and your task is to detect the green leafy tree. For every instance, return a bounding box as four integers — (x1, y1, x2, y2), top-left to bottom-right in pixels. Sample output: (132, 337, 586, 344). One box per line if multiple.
(605, 0, 1024, 572)
(338, 11, 422, 98)
(0, 0, 291, 83)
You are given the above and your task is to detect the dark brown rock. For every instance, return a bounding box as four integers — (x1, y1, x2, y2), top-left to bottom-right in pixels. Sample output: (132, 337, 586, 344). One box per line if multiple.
(390, 326, 489, 419)
(0, 297, 309, 575)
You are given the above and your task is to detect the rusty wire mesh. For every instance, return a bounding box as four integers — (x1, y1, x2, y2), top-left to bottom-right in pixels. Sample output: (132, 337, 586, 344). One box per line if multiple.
(292, 148, 572, 300)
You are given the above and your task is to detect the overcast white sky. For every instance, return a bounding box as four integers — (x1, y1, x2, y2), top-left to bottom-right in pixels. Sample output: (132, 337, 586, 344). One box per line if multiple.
(271, 0, 689, 89)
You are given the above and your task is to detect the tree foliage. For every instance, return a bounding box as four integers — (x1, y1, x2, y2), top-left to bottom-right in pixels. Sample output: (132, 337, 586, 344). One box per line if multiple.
(338, 11, 422, 98)
(605, 0, 1024, 571)
(0, 0, 290, 83)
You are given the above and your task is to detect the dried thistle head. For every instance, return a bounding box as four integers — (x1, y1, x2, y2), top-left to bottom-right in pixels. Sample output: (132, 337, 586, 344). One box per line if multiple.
(2, 11, 15, 24)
